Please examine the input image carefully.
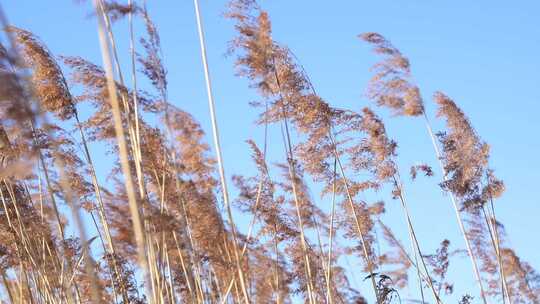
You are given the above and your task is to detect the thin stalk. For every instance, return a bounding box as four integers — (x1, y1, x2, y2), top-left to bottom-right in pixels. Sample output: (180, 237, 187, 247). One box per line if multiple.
(296, 55, 382, 303)
(393, 174, 442, 304)
(96, 0, 147, 205)
(328, 133, 380, 304)
(128, 0, 143, 186)
(307, 192, 331, 295)
(164, 247, 176, 304)
(325, 158, 337, 304)
(55, 155, 102, 304)
(92, 1, 151, 302)
(377, 219, 439, 290)
(273, 225, 282, 304)
(422, 112, 488, 304)
(179, 197, 205, 304)
(192, 1, 250, 303)
(219, 152, 271, 301)
(88, 212, 119, 303)
(172, 231, 195, 303)
(489, 200, 511, 303)
(481, 173, 511, 303)
(481, 203, 511, 303)
(278, 120, 317, 304)
(409, 224, 426, 304)
(269, 53, 317, 303)
(220, 119, 270, 302)
(73, 110, 129, 303)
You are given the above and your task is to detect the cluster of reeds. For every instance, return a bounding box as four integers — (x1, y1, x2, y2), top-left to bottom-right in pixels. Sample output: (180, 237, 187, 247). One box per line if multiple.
(0, 0, 538, 303)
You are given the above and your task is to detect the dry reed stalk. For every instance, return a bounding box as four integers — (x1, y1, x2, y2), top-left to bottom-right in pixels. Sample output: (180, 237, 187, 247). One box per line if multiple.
(279, 110, 317, 304)
(325, 158, 337, 304)
(128, 0, 144, 196)
(96, 0, 147, 207)
(172, 231, 195, 302)
(486, 199, 511, 303)
(481, 205, 510, 302)
(54, 157, 103, 304)
(73, 110, 130, 303)
(219, 127, 270, 302)
(272, 50, 339, 303)
(331, 142, 381, 303)
(3, 178, 70, 303)
(392, 174, 442, 304)
(92, 1, 151, 303)
(472, 171, 511, 302)
(192, 0, 251, 303)
(422, 107, 489, 304)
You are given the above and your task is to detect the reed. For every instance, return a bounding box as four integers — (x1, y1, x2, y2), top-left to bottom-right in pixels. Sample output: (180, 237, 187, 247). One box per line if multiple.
(0, 1, 537, 304)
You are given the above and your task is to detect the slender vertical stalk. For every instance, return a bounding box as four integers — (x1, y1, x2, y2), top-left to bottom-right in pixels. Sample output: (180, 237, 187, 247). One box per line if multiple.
(92, 2, 151, 302)
(128, 0, 142, 162)
(95, 0, 147, 204)
(277, 115, 317, 304)
(325, 158, 337, 304)
(127, 0, 146, 199)
(192, 1, 250, 302)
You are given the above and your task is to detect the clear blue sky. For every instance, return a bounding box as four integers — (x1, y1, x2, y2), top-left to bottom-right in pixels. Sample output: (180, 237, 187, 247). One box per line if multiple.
(4, 0, 539, 302)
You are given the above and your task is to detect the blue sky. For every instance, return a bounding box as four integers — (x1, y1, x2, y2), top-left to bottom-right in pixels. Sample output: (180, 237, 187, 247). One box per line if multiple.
(4, 0, 540, 302)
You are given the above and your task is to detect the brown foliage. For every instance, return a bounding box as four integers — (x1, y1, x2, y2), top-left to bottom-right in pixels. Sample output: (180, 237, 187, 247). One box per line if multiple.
(361, 32, 424, 116)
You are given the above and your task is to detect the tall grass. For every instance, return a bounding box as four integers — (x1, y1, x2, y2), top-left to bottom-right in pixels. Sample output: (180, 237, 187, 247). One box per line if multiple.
(0, 1, 538, 303)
